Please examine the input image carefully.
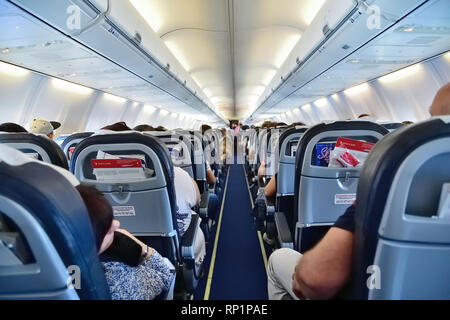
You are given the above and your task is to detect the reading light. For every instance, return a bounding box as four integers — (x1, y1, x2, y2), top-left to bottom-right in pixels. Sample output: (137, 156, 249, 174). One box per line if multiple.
(52, 78, 92, 95)
(129, 0, 163, 33)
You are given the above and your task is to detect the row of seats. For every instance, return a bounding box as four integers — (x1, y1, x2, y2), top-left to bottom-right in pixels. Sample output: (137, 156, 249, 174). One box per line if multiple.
(243, 118, 450, 299)
(0, 128, 229, 299)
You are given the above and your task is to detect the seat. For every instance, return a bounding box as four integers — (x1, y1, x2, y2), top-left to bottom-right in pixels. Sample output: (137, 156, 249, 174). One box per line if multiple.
(344, 116, 450, 299)
(275, 121, 389, 253)
(70, 132, 200, 294)
(61, 132, 94, 162)
(272, 127, 308, 247)
(0, 133, 68, 169)
(0, 145, 110, 300)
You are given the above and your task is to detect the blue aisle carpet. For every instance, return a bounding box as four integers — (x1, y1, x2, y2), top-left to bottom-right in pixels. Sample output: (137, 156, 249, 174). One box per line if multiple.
(196, 164, 268, 300)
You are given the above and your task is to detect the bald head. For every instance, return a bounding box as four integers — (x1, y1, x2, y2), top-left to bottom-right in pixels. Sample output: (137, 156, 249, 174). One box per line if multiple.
(429, 83, 450, 116)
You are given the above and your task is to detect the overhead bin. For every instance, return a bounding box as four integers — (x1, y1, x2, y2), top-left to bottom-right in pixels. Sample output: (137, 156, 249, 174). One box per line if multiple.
(251, 0, 428, 118)
(7, 0, 225, 123)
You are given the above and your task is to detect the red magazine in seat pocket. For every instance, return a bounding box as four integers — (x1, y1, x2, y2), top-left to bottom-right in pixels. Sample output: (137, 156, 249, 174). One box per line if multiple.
(91, 159, 143, 169)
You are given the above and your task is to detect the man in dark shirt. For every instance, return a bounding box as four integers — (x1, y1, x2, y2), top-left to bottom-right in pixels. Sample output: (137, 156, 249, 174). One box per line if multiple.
(267, 83, 450, 300)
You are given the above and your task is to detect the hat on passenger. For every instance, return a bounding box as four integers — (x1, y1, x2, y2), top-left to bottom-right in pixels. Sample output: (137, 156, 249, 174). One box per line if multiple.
(29, 118, 61, 135)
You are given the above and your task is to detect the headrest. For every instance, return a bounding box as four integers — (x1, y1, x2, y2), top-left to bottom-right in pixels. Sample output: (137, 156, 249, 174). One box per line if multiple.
(350, 117, 450, 298)
(61, 132, 94, 150)
(0, 145, 110, 299)
(0, 133, 69, 170)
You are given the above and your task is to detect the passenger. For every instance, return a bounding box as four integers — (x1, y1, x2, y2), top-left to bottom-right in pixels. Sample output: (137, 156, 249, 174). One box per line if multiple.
(402, 121, 414, 125)
(29, 118, 61, 139)
(133, 124, 154, 132)
(0, 122, 28, 133)
(266, 83, 450, 300)
(76, 184, 173, 300)
(173, 163, 206, 269)
(101, 122, 132, 131)
(200, 124, 221, 222)
(155, 126, 168, 132)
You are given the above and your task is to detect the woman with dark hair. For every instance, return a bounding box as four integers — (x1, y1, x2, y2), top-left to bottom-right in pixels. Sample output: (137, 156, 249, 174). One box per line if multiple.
(75, 184, 173, 300)
(0, 122, 28, 133)
(101, 122, 132, 131)
(133, 124, 154, 132)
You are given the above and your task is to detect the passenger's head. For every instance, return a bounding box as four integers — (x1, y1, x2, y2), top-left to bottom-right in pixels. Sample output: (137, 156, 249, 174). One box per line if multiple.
(29, 118, 60, 139)
(154, 126, 167, 132)
(429, 83, 450, 116)
(0, 122, 28, 133)
(75, 184, 120, 254)
(133, 124, 154, 132)
(201, 124, 212, 134)
(402, 121, 414, 125)
(261, 121, 273, 129)
(291, 122, 306, 127)
(101, 122, 132, 131)
(358, 113, 372, 119)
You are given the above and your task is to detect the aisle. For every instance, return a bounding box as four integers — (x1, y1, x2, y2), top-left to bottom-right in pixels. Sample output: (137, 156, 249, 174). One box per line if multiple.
(203, 164, 268, 300)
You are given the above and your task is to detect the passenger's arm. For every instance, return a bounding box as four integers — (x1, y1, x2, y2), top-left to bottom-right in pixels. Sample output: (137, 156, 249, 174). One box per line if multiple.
(206, 169, 216, 185)
(257, 160, 266, 178)
(192, 178, 201, 205)
(115, 229, 154, 260)
(292, 227, 354, 299)
(264, 175, 276, 198)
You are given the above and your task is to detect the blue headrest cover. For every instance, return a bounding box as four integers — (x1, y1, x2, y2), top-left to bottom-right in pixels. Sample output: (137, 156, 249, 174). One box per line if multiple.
(0, 161, 111, 300)
(0, 133, 69, 170)
(349, 118, 450, 298)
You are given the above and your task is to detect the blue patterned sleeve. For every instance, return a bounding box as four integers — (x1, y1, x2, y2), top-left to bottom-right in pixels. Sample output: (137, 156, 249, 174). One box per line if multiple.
(103, 251, 173, 300)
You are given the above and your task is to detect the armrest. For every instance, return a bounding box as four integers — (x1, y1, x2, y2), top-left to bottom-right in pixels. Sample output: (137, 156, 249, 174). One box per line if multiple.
(257, 177, 266, 188)
(265, 196, 276, 214)
(208, 183, 216, 194)
(181, 214, 200, 257)
(199, 190, 210, 217)
(274, 212, 293, 249)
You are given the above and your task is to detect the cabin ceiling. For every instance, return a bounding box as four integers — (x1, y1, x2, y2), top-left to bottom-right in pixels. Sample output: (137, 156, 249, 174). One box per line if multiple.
(130, 0, 325, 120)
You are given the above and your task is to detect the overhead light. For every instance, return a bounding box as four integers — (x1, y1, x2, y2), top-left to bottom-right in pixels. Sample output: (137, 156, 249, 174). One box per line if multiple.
(302, 104, 312, 111)
(293, 108, 301, 114)
(331, 93, 339, 100)
(171, 113, 178, 118)
(52, 78, 92, 95)
(144, 105, 156, 113)
(344, 83, 369, 96)
(129, 0, 163, 33)
(314, 98, 328, 107)
(378, 64, 421, 84)
(1, 49, 10, 54)
(349, 59, 360, 64)
(159, 109, 169, 116)
(443, 51, 450, 61)
(403, 27, 414, 32)
(104, 93, 127, 103)
(0, 61, 29, 77)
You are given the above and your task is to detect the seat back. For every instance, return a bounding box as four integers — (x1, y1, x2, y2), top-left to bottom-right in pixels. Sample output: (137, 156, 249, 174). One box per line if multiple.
(294, 121, 388, 252)
(0, 146, 110, 300)
(276, 127, 308, 215)
(61, 132, 94, 162)
(347, 117, 450, 299)
(144, 131, 194, 178)
(71, 133, 180, 264)
(379, 122, 404, 132)
(0, 133, 68, 169)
